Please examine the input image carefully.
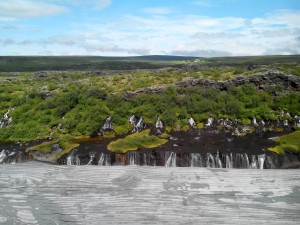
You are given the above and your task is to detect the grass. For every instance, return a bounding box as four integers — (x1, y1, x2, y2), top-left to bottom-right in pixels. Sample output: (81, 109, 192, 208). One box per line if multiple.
(107, 129, 168, 153)
(159, 133, 171, 139)
(268, 131, 300, 154)
(26, 140, 57, 153)
(54, 143, 80, 161)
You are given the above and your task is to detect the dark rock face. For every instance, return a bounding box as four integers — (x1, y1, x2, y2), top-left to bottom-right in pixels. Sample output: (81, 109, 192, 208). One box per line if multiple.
(124, 71, 300, 99)
(177, 71, 300, 91)
(245, 64, 257, 71)
(33, 71, 48, 77)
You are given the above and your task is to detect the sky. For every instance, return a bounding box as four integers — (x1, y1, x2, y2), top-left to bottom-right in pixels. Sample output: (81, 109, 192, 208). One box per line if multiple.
(0, 0, 300, 57)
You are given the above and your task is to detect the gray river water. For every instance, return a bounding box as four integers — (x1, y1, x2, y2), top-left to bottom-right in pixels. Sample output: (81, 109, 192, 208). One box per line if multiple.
(0, 162, 299, 224)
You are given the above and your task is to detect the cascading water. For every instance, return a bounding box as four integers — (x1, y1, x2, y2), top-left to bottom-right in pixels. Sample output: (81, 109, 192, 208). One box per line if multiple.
(242, 153, 250, 169)
(98, 153, 105, 165)
(250, 155, 258, 169)
(62, 151, 269, 169)
(225, 153, 233, 168)
(75, 155, 80, 165)
(143, 153, 154, 166)
(0, 150, 7, 163)
(165, 152, 176, 167)
(190, 153, 203, 167)
(98, 153, 111, 166)
(215, 151, 222, 168)
(258, 154, 266, 169)
(206, 153, 215, 168)
(67, 154, 73, 165)
(87, 152, 96, 165)
(126, 152, 139, 166)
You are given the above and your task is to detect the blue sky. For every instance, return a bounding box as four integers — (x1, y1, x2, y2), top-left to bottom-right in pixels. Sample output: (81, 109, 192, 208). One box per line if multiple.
(0, 0, 300, 56)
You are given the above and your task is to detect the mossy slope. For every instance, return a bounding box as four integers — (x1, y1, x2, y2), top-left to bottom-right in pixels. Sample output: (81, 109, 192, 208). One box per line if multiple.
(107, 129, 168, 153)
(269, 131, 300, 154)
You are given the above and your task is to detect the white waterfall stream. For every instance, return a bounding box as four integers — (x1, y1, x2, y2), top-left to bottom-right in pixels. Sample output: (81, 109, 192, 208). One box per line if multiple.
(165, 152, 176, 167)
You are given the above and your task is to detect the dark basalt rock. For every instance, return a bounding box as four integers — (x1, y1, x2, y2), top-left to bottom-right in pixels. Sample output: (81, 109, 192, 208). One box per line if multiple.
(124, 71, 300, 99)
(34, 71, 49, 77)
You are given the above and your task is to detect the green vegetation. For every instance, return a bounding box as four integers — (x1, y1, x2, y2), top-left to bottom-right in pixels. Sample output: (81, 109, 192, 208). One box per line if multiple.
(0, 55, 299, 158)
(0, 70, 299, 145)
(54, 143, 80, 161)
(159, 133, 171, 139)
(1, 55, 300, 72)
(26, 140, 57, 153)
(268, 131, 300, 154)
(107, 129, 167, 153)
(0, 56, 197, 72)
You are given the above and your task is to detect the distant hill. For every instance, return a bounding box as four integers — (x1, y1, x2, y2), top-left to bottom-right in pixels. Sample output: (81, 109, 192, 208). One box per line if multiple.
(0, 55, 299, 72)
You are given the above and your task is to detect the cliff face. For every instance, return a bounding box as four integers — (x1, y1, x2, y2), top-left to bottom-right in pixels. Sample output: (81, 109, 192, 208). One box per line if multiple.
(124, 71, 300, 99)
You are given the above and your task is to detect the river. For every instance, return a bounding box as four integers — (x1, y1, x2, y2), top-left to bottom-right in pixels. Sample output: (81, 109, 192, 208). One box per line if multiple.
(0, 162, 299, 224)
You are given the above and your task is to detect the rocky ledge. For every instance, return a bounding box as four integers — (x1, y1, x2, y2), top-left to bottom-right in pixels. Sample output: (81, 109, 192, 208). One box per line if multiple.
(124, 71, 300, 99)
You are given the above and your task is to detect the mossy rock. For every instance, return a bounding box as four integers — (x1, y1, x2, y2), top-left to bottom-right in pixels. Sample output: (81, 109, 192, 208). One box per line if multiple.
(107, 129, 168, 153)
(197, 122, 204, 129)
(103, 131, 116, 138)
(54, 143, 80, 160)
(268, 146, 285, 154)
(159, 133, 171, 139)
(268, 131, 300, 154)
(26, 140, 57, 153)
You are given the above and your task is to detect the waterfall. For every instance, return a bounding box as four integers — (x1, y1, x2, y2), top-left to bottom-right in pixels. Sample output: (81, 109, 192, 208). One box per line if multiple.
(188, 118, 196, 127)
(143, 153, 153, 166)
(241, 153, 250, 169)
(126, 152, 139, 165)
(98, 153, 111, 166)
(75, 155, 80, 165)
(102, 116, 114, 130)
(0, 108, 14, 128)
(258, 154, 265, 169)
(250, 155, 258, 169)
(155, 117, 163, 129)
(63, 151, 276, 169)
(105, 154, 111, 166)
(205, 116, 214, 127)
(87, 152, 96, 165)
(206, 153, 215, 168)
(0, 150, 7, 163)
(225, 153, 233, 168)
(165, 152, 176, 167)
(67, 155, 73, 165)
(98, 153, 105, 166)
(215, 152, 222, 168)
(190, 153, 203, 167)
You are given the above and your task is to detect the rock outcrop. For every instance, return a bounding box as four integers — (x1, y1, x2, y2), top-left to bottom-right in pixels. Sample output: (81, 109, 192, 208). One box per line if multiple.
(124, 71, 300, 99)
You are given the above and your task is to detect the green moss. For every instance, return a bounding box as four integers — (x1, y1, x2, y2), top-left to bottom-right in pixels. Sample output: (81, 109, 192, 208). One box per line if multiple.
(268, 146, 285, 154)
(107, 129, 167, 153)
(182, 125, 190, 132)
(197, 122, 204, 129)
(268, 131, 300, 154)
(159, 133, 171, 139)
(114, 125, 130, 135)
(54, 143, 79, 160)
(241, 118, 251, 125)
(103, 131, 116, 138)
(26, 140, 57, 153)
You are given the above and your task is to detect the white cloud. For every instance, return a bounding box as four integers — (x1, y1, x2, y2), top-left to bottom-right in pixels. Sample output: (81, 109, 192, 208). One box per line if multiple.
(48, 0, 112, 10)
(191, 0, 215, 7)
(94, 0, 112, 10)
(141, 7, 173, 15)
(1, 9, 300, 56)
(0, 0, 68, 19)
